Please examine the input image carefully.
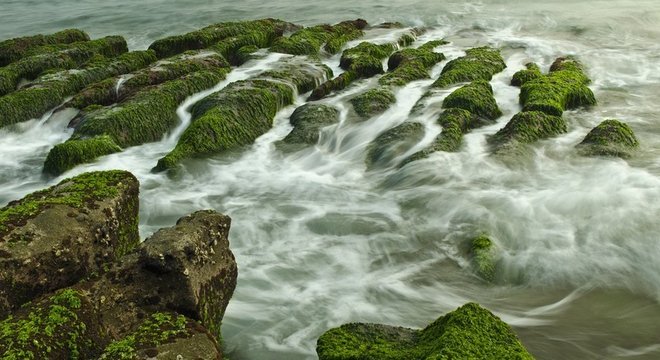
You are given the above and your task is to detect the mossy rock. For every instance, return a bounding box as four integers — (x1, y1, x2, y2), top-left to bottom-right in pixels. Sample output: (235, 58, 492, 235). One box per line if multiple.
(577, 119, 639, 158)
(442, 80, 502, 121)
(379, 40, 446, 87)
(350, 88, 396, 118)
(43, 135, 122, 176)
(0, 35, 128, 96)
(366, 122, 425, 169)
(316, 302, 534, 359)
(149, 19, 294, 58)
(65, 51, 229, 109)
(0, 170, 139, 317)
(470, 235, 497, 282)
(0, 289, 106, 359)
(280, 104, 340, 146)
(488, 111, 567, 152)
(511, 62, 541, 87)
(271, 19, 367, 56)
(519, 57, 596, 116)
(0, 29, 90, 67)
(402, 108, 476, 164)
(432, 46, 506, 88)
(0, 50, 157, 128)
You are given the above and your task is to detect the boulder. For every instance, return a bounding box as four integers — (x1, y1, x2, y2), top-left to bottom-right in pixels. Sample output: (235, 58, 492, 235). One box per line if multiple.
(316, 302, 534, 359)
(379, 40, 447, 86)
(366, 122, 425, 169)
(0, 170, 140, 317)
(442, 80, 502, 120)
(470, 235, 497, 282)
(280, 104, 340, 146)
(350, 88, 396, 119)
(432, 46, 506, 88)
(488, 111, 567, 152)
(511, 62, 542, 87)
(577, 119, 639, 158)
(0, 29, 90, 67)
(270, 19, 367, 56)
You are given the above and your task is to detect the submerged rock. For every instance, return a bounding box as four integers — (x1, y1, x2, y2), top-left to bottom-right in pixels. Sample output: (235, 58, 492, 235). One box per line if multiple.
(442, 80, 502, 120)
(577, 119, 639, 158)
(488, 111, 567, 152)
(0, 29, 90, 67)
(0, 50, 157, 128)
(432, 46, 506, 88)
(316, 302, 534, 359)
(280, 103, 340, 146)
(0, 170, 140, 318)
(366, 122, 425, 169)
(350, 88, 396, 118)
(519, 57, 596, 116)
(470, 235, 497, 282)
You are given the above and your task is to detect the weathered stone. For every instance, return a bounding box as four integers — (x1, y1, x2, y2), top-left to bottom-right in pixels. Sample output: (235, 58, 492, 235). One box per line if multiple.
(0, 29, 90, 67)
(316, 303, 533, 359)
(0, 170, 140, 318)
(577, 119, 639, 158)
(432, 46, 506, 88)
(280, 104, 340, 146)
(350, 88, 396, 119)
(442, 80, 502, 120)
(489, 111, 567, 153)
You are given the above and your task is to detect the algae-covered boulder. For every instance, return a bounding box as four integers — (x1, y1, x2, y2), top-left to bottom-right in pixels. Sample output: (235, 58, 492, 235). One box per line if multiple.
(44, 68, 227, 176)
(470, 235, 497, 282)
(489, 111, 567, 152)
(0, 170, 139, 318)
(511, 62, 542, 87)
(280, 104, 340, 146)
(442, 80, 502, 120)
(0, 35, 128, 96)
(379, 40, 447, 86)
(577, 119, 639, 158)
(155, 57, 331, 171)
(316, 302, 534, 359)
(0, 50, 157, 128)
(271, 19, 367, 56)
(350, 88, 396, 118)
(149, 18, 295, 58)
(519, 57, 596, 116)
(366, 122, 425, 169)
(0, 288, 107, 359)
(432, 46, 506, 88)
(99, 312, 221, 360)
(0, 29, 90, 67)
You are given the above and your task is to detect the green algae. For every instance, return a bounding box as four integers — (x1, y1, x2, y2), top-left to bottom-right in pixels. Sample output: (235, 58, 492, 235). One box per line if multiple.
(432, 46, 506, 88)
(271, 19, 367, 56)
(442, 80, 502, 120)
(511, 62, 542, 87)
(99, 312, 190, 360)
(0, 36, 128, 96)
(470, 235, 496, 282)
(489, 111, 567, 151)
(0, 50, 157, 128)
(149, 19, 293, 58)
(519, 57, 596, 116)
(350, 88, 396, 118)
(316, 302, 534, 359)
(379, 40, 447, 86)
(280, 104, 340, 145)
(0, 29, 90, 67)
(577, 119, 639, 158)
(43, 136, 122, 176)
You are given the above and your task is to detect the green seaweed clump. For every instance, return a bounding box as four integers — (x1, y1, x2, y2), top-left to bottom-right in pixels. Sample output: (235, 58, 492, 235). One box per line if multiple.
(442, 80, 502, 120)
(271, 19, 367, 56)
(488, 111, 567, 152)
(350, 88, 396, 118)
(148, 19, 294, 58)
(43, 135, 122, 176)
(576, 119, 639, 158)
(0, 29, 90, 67)
(379, 40, 447, 86)
(366, 122, 425, 169)
(0, 36, 128, 96)
(470, 235, 496, 282)
(99, 312, 190, 360)
(511, 62, 542, 87)
(432, 46, 506, 88)
(519, 57, 596, 116)
(0, 50, 157, 128)
(280, 104, 340, 146)
(0, 289, 102, 360)
(316, 302, 534, 359)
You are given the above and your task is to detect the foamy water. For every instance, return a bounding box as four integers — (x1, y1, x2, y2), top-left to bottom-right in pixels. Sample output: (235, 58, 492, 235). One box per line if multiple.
(2, 1, 660, 359)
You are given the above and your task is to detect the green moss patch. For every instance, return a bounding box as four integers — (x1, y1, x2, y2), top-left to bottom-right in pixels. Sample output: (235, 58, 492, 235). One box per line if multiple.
(470, 235, 496, 282)
(43, 136, 122, 176)
(280, 104, 340, 145)
(577, 119, 639, 158)
(432, 46, 506, 88)
(316, 302, 534, 359)
(271, 19, 367, 56)
(0, 50, 157, 128)
(442, 80, 502, 120)
(380, 40, 447, 86)
(489, 111, 567, 152)
(0, 29, 90, 67)
(511, 62, 542, 87)
(519, 57, 596, 116)
(149, 19, 293, 58)
(350, 88, 396, 118)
